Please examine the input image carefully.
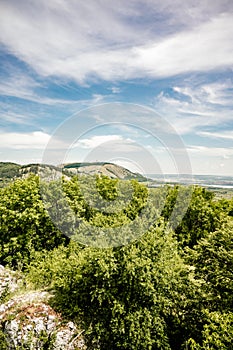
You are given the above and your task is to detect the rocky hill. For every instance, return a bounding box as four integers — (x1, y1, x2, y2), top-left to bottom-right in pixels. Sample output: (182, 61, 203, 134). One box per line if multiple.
(0, 162, 147, 185)
(63, 162, 146, 180)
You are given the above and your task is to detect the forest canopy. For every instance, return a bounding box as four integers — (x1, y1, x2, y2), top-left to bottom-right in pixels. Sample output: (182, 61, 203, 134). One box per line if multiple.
(0, 173, 232, 349)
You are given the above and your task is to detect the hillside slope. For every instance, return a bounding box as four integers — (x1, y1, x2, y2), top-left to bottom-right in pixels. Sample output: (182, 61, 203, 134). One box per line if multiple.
(0, 162, 147, 184)
(63, 162, 146, 180)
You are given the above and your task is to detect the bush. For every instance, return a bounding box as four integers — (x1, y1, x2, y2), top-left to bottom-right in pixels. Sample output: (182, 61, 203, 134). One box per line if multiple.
(27, 224, 194, 349)
(0, 175, 67, 267)
(187, 311, 233, 349)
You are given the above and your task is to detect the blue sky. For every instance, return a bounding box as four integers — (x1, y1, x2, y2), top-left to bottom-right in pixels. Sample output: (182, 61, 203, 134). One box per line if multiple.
(0, 0, 233, 175)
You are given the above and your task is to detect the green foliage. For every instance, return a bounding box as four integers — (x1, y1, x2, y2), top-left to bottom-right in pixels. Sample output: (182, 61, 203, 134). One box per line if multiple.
(63, 175, 149, 231)
(181, 220, 233, 348)
(26, 242, 82, 289)
(0, 162, 21, 187)
(186, 221, 233, 312)
(95, 175, 119, 201)
(0, 175, 67, 267)
(64, 162, 107, 168)
(187, 311, 233, 349)
(162, 186, 226, 248)
(27, 225, 195, 349)
(0, 173, 150, 266)
(1, 173, 233, 349)
(228, 197, 233, 216)
(36, 330, 56, 350)
(0, 328, 8, 350)
(0, 162, 21, 179)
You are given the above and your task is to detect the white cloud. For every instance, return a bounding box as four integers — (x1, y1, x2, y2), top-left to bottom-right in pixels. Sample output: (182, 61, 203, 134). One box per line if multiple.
(0, 130, 71, 153)
(110, 87, 121, 94)
(74, 135, 124, 149)
(0, 131, 50, 149)
(132, 14, 233, 78)
(173, 81, 233, 106)
(0, 72, 40, 99)
(0, 1, 233, 82)
(0, 71, 81, 106)
(0, 110, 32, 125)
(186, 145, 233, 175)
(143, 0, 233, 28)
(199, 131, 233, 140)
(154, 79, 233, 135)
(187, 145, 233, 158)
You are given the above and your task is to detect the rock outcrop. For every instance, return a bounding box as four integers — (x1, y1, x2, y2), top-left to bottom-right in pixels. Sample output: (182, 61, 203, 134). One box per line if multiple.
(63, 162, 145, 180)
(0, 266, 86, 349)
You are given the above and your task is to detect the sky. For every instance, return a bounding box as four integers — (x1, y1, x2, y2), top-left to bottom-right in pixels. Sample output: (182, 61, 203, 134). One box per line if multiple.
(0, 0, 233, 175)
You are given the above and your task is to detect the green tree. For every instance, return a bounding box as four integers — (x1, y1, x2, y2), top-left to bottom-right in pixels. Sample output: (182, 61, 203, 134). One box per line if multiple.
(0, 175, 67, 267)
(183, 220, 233, 348)
(187, 311, 233, 349)
(39, 224, 194, 350)
(163, 186, 226, 248)
(186, 221, 233, 312)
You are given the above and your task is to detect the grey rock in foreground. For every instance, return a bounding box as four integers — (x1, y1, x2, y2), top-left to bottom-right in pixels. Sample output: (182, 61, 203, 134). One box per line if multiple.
(0, 266, 86, 349)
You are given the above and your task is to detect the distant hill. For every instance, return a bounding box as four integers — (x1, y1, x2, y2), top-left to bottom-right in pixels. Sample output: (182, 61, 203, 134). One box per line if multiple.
(0, 161, 147, 185)
(0, 162, 21, 179)
(63, 162, 147, 181)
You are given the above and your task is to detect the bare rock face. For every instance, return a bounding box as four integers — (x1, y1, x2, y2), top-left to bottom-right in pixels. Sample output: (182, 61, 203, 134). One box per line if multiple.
(0, 266, 86, 349)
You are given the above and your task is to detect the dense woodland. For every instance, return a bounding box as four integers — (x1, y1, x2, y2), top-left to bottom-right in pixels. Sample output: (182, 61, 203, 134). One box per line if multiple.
(0, 173, 233, 349)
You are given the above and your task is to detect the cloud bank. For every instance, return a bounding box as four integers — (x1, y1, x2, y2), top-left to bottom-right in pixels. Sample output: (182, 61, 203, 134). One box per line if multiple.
(1, 1, 233, 83)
